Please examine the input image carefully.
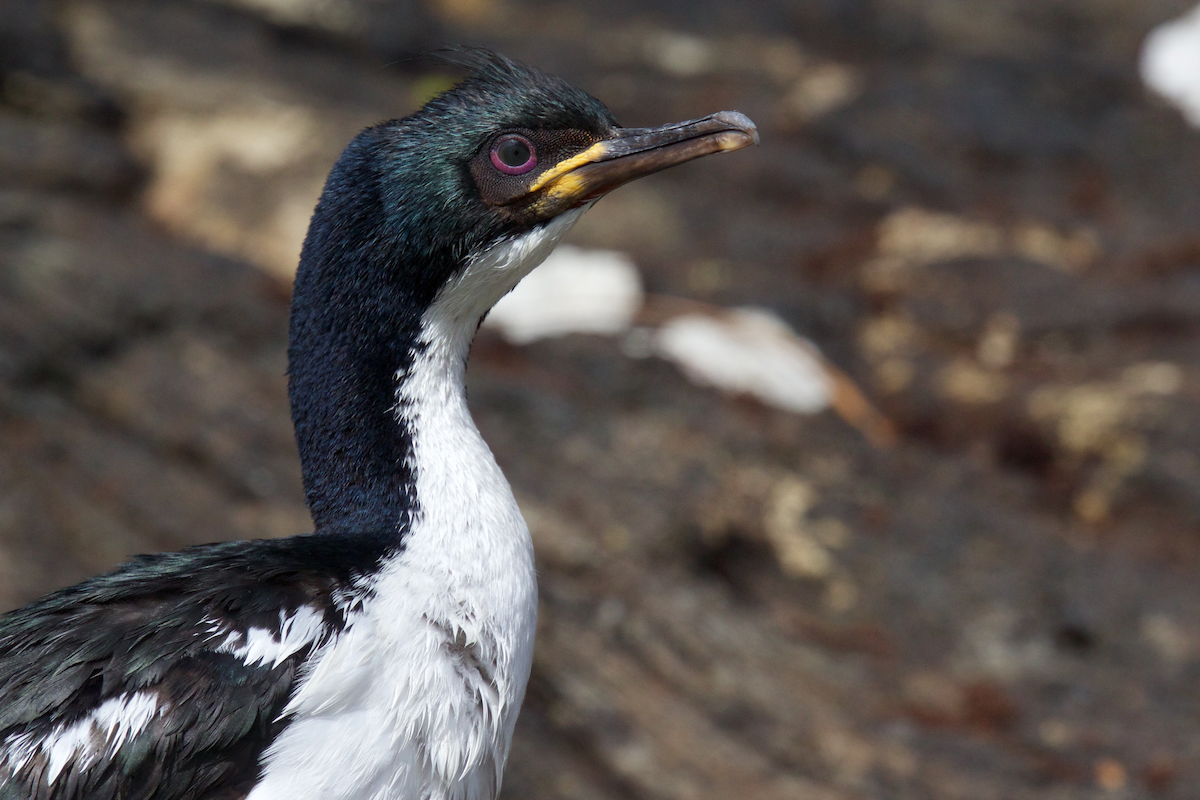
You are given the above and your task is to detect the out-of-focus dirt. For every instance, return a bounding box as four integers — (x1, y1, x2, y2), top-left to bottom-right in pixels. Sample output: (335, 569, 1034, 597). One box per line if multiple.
(3, 0, 1200, 797)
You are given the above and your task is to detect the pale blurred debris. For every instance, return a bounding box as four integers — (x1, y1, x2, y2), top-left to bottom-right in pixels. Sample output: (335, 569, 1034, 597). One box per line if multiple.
(645, 31, 713, 79)
(975, 312, 1019, 369)
(779, 62, 864, 124)
(1010, 223, 1101, 274)
(932, 312, 1019, 401)
(952, 607, 1055, 683)
(426, 0, 501, 26)
(861, 207, 1100, 292)
(1094, 758, 1128, 792)
(1038, 719, 1074, 749)
(599, 28, 808, 85)
(858, 312, 921, 395)
(61, 0, 406, 280)
(206, 0, 365, 32)
(903, 671, 968, 723)
(491, 251, 894, 444)
(135, 105, 327, 280)
(764, 475, 829, 578)
(199, 0, 435, 52)
(1140, 614, 1199, 669)
(654, 308, 833, 414)
(1028, 362, 1184, 522)
(1141, 3, 1200, 127)
(937, 359, 1010, 405)
(485, 246, 644, 345)
(876, 207, 1004, 265)
(568, 26, 861, 125)
(646, 302, 893, 442)
(852, 164, 896, 201)
(765, 476, 859, 613)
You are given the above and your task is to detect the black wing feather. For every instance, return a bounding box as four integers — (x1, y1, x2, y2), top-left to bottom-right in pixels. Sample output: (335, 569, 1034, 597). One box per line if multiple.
(0, 532, 394, 800)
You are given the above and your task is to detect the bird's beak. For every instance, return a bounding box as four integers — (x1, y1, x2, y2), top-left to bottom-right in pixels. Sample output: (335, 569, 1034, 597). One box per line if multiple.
(520, 111, 758, 213)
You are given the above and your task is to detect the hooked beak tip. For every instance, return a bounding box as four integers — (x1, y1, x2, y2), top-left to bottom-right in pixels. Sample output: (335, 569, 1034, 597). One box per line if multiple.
(710, 110, 760, 147)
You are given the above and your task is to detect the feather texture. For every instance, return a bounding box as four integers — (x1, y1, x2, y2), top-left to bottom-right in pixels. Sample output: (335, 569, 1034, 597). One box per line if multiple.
(0, 534, 391, 799)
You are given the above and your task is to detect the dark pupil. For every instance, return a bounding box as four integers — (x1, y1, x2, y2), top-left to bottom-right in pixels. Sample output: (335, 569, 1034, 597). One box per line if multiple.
(497, 138, 531, 167)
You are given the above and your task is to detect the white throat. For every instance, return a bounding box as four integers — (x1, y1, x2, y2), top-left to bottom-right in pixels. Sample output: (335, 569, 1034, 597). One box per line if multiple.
(394, 206, 587, 573)
(417, 206, 589, 366)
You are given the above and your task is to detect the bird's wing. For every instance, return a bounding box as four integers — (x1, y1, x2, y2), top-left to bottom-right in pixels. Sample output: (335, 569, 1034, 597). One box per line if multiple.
(0, 534, 379, 800)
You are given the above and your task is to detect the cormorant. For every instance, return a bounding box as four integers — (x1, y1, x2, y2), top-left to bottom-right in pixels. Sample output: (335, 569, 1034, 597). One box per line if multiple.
(0, 51, 757, 799)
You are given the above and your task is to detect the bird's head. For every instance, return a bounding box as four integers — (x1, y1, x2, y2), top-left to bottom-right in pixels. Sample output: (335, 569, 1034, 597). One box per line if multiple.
(397, 50, 757, 228)
(290, 51, 757, 532)
(298, 51, 757, 315)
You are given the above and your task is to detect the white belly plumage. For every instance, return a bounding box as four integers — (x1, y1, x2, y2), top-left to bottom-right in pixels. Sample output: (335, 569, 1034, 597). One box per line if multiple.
(246, 551, 537, 800)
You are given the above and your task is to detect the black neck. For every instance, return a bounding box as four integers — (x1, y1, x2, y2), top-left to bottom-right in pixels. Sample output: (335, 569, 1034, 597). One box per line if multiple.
(288, 127, 457, 535)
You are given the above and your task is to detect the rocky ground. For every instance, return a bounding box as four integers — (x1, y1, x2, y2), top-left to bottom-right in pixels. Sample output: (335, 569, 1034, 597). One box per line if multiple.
(3, 0, 1200, 797)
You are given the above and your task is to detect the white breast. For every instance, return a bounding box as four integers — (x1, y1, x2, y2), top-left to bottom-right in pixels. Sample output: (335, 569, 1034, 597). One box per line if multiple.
(247, 211, 585, 800)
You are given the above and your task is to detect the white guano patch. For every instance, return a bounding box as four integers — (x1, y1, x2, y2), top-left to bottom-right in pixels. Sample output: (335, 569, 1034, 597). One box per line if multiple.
(3, 692, 163, 785)
(484, 244, 643, 344)
(654, 307, 833, 414)
(475, 235, 843, 419)
(1142, 3, 1200, 127)
(246, 211, 584, 800)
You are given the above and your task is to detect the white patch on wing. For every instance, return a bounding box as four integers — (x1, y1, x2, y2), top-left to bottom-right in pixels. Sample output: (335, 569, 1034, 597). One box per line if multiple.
(3, 692, 163, 785)
(246, 214, 581, 800)
(208, 606, 327, 668)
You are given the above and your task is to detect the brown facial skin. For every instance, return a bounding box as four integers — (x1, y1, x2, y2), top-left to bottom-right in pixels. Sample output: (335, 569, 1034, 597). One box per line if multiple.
(470, 111, 758, 226)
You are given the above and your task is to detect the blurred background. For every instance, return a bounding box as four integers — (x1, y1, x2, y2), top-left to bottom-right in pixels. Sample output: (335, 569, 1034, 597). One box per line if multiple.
(2, 0, 1200, 797)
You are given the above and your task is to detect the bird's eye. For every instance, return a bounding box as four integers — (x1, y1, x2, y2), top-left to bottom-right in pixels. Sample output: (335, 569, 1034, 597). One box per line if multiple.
(490, 134, 537, 175)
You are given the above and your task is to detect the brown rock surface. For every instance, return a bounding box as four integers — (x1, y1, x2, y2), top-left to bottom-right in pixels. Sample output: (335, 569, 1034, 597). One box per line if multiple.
(3, 0, 1200, 797)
